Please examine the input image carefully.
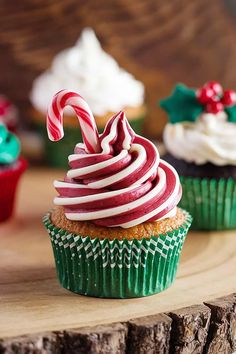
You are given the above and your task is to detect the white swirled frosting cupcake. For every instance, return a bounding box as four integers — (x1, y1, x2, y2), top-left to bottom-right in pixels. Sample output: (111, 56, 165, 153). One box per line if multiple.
(30, 28, 146, 168)
(160, 81, 236, 230)
(43, 90, 192, 298)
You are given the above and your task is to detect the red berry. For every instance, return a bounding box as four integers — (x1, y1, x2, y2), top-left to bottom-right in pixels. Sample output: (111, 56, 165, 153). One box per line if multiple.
(204, 81, 223, 96)
(197, 87, 214, 104)
(207, 95, 220, 104)
(206, 101, 224, 114)
(221, 90, 236, 106)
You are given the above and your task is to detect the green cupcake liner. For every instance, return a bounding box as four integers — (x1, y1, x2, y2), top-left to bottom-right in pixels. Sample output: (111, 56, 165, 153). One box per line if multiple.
(35, 115, 145, 169)
(179, 176, 236, 230)
(43, 210, 192, 298)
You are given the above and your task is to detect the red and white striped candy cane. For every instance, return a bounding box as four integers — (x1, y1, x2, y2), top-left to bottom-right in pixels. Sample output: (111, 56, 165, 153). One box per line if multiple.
(47, 90, 101, 153)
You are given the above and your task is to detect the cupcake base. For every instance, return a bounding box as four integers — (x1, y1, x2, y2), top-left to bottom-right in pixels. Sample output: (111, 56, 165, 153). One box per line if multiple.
(43, 209, 192, 298)
(163, 154, 236, 230)
(179, 176, 236, 230)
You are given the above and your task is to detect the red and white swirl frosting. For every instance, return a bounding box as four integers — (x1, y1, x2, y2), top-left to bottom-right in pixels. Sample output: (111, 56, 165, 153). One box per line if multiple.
(47, 90, 182, 228)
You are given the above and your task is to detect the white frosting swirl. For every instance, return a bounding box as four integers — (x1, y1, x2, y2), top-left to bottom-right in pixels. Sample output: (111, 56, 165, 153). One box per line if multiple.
(30, 28, 144, 116)
(164, 112, 236, 166)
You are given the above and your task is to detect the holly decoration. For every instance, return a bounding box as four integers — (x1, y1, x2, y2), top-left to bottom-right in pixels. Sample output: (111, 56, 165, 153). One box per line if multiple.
(160, 81, 236, 124)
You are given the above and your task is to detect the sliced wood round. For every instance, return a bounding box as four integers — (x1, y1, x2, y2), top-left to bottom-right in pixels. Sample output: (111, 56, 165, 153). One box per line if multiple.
(0, 169, 236, 353)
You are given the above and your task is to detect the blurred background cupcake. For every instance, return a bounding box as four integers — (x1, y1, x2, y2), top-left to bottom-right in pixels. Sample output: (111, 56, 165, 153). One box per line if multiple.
(160, 81, 236, 230)
(30, 28, 146, 168)
(0, 123, 27, 222)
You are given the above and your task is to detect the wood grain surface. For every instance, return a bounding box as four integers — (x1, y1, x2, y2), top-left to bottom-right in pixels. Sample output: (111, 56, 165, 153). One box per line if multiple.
(0, 0, 236, 138)
(0, 168, 236, 353)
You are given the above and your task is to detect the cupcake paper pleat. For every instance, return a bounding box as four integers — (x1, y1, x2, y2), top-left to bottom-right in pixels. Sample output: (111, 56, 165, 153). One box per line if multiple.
(43, 210, 192, 298)
(179, 176, 236, 230)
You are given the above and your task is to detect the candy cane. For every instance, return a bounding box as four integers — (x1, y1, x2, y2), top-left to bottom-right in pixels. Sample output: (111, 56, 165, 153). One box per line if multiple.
(47, 89, 101, 153)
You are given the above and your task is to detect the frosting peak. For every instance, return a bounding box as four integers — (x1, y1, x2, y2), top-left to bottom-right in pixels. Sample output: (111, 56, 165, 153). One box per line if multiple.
(48, 90, 181, 228)
(161, 82, 236, 166)
(164, 113, 236, 166)
(31, 28, 144, 116)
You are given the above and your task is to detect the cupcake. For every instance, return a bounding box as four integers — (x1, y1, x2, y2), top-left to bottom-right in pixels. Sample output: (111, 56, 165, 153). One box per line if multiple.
(43, 90, 192, 298)
(160, 81, 236, 230)
(30, 28, 146, 168)
(0, 124, 27, 222)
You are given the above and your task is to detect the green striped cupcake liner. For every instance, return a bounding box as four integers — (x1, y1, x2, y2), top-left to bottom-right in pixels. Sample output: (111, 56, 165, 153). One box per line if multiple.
(43, 210, 192, 298)
(36, 115, 145, 169)
(179, 176, 236, 230)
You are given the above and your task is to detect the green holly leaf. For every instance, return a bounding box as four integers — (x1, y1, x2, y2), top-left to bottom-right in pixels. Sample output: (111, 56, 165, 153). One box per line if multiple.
(225, 105, 236, 123)
(159, 83, 204, 124)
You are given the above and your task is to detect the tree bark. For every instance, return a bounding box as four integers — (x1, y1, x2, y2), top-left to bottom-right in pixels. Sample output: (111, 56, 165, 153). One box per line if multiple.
(204, 294, 236, 354)
(62, 323, 127, 354)
(1, 296, 236, 353)
(168, 305, 211, 354)
(126, 314, 172, 354)
(0, 333, 61, 354)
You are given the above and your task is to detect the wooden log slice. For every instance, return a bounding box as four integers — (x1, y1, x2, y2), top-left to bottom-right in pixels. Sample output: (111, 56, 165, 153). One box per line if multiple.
(0, 169, 236, 353)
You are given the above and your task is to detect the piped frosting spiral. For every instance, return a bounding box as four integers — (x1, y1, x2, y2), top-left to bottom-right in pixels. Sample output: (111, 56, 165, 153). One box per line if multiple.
(47, 91, 182, 228)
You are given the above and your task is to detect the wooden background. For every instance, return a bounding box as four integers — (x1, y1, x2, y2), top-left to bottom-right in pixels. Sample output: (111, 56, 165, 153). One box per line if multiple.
(0, 0, 236, 138)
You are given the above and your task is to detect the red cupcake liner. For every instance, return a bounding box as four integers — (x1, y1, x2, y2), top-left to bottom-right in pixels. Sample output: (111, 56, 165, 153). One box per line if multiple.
(0, 157, 27, 222)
